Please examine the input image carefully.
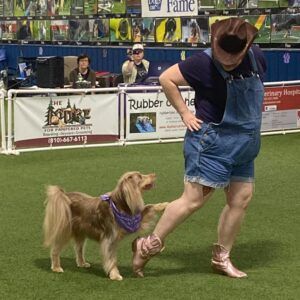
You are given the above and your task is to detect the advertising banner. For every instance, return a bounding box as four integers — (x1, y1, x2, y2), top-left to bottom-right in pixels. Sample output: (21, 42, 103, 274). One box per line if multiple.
(141, 0, 198, 17)
(262, 85, 300, 131)
(125, 89, 195, 141)
(14, 94, 119, 148)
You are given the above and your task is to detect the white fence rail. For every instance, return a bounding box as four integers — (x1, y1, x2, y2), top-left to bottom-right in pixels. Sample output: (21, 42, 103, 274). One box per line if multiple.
(1, 81, 300, 155)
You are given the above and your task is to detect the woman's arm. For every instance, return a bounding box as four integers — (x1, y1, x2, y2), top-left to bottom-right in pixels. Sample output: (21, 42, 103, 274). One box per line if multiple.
(159, 64, 202, 131)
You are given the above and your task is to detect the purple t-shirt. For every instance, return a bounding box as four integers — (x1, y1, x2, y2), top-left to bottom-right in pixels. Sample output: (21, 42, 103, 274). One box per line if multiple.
(178, 45, 267, 123)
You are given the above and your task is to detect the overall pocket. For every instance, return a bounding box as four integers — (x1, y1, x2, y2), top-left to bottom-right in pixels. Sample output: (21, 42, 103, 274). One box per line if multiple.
(234, 131, 261, 163)
(198, 125, 218, 153)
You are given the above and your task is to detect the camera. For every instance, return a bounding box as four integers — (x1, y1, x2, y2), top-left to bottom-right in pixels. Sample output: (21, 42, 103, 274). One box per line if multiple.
(127, 49, 133, 61)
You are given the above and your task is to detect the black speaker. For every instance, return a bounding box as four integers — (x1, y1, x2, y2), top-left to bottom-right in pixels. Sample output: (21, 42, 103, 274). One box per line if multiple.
(36, 56, 64, 88)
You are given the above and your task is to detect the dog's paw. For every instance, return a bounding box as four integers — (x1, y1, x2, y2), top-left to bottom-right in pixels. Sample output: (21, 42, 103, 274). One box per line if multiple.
(109, 269, 123, 281)
(109, 274, 123, 281)
(52, 267, 64, 273)
(154, 202, 169, 211)
(77, 262, 91, 268)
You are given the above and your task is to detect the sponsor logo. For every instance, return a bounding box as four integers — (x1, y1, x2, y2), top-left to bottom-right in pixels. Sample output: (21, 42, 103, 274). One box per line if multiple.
(283, 52, 290, 64)
(167, 0, 196, 13)
(265, 105, 277, 111)
(148, 0, 162, 11)
(148, 0, 197, 13)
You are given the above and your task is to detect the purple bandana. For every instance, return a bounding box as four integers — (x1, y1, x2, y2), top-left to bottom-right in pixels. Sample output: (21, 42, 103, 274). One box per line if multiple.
(100, 194, 142, 233)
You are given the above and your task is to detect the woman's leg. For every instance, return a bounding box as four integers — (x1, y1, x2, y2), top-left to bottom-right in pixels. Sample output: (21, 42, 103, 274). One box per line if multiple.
(211, 181, 253, 278)
(218, 181, 253, 250)
(154, 183, 213, 240)
(132, 182, 214, 277)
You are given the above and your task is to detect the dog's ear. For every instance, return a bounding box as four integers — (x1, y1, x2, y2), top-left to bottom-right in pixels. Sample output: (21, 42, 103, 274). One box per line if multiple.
(119, 175, 144, 215)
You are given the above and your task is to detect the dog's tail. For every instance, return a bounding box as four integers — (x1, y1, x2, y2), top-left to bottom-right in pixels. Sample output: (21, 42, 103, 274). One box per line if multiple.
(43, 185, 72, 248)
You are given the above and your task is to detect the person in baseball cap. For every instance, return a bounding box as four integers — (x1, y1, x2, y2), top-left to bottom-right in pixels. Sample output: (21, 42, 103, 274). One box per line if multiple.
(122, 44, 149, 84)
(132, 44, 144, 52)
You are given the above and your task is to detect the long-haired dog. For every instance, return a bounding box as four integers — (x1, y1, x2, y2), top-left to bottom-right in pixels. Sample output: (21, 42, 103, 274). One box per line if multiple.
(43, 171, 167, 281)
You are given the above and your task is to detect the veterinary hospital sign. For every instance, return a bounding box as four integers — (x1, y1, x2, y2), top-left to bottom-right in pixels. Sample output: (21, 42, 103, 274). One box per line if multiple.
(141, 0, 198, 17)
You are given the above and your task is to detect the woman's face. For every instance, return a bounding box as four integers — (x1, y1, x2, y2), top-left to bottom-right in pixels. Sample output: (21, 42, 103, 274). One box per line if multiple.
(78, 58, 89, 70)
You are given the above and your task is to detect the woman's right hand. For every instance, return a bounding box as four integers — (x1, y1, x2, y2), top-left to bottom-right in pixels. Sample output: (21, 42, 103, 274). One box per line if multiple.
(181, 110, 202, 132)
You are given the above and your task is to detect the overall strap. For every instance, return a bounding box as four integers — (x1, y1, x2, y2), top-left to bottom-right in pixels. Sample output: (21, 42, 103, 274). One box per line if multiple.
(204, 48, 232, 81)
(248, 48, 258, 74)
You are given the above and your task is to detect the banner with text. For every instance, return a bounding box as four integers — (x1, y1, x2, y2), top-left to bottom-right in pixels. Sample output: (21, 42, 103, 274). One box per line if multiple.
(141, 0, 198, 17)
(125, 89, 195, 140)
(262, 85, 300, 131)
(14, 94, 119, 148)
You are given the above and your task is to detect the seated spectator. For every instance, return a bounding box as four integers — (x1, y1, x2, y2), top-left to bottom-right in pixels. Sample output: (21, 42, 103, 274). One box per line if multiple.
(122, 44, 149, 84)
(69, 54, 96, 88)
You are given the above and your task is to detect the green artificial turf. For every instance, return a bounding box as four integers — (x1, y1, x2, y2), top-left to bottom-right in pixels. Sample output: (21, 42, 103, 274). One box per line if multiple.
(0, 134, 299, 299)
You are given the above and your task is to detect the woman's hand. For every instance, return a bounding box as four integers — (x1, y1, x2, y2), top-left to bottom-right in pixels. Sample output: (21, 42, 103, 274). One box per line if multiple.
(181, 110, 202, 132)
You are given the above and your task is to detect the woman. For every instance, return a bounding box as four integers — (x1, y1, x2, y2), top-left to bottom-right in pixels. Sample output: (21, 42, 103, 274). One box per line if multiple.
(132, 18, 267, 279)
(69, 54, 96, 88)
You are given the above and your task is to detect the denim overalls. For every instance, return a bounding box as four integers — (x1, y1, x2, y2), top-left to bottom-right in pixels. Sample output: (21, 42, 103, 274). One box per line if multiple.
(184, 49, 265, 188)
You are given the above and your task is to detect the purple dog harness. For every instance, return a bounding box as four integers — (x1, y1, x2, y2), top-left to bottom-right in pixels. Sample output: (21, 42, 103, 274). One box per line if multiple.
(100, 194, 142, 233)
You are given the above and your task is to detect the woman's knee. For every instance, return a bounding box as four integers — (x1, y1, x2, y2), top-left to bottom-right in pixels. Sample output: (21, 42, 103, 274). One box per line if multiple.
(226, 183, 253, 210)
(182, 182, 211, 212)
(185, 198, 203, 212)
(228, 191, 253, 210)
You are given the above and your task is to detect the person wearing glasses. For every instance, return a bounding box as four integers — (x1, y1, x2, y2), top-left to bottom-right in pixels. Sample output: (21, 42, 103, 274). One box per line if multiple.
(69, 54, 96, 88)
(122, 44, 149, 84)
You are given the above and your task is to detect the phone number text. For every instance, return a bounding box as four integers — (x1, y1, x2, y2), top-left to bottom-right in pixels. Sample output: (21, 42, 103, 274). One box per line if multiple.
(48, 136, 88, 144)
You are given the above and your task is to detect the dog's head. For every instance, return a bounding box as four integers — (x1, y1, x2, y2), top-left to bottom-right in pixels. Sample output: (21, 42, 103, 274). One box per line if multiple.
(112, 171, 156, 215)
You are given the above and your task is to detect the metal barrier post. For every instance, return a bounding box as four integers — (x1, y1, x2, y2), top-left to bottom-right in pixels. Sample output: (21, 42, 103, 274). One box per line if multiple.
(0, 89, 7, 154)
(7, 89, 16, 154)
(118, 85, 126, 144)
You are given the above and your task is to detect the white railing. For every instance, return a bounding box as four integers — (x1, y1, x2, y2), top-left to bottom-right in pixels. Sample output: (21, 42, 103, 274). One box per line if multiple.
(1, 81, 300, 155)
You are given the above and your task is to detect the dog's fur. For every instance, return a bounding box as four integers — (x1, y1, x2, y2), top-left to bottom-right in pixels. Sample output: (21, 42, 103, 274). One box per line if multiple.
(43, 171, 168, 281)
